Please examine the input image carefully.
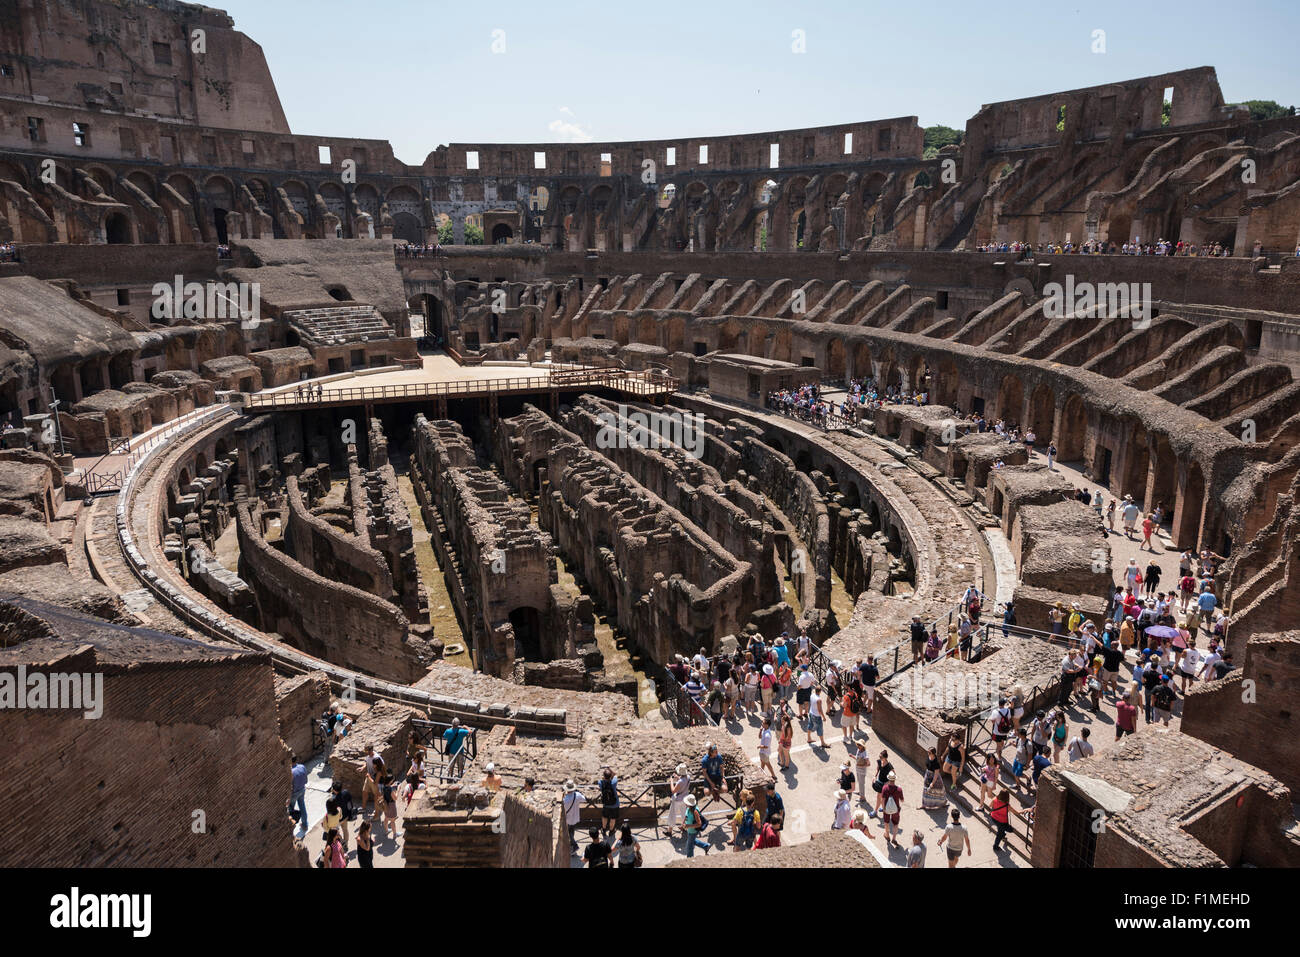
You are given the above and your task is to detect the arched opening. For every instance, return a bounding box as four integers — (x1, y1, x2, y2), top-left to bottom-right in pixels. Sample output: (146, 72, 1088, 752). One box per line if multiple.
(491, 223, 513, 244)
(326, 286, 352, 302)
(1176, 461, 1206, 550)
(1057, 393, 1087, 462)
(997, 374, 1025, 427)
(826, 339, 846, 381)
(1028, 383, 1054, 443)
(1149, 434, 1177, 522)
(851, 341, 874, 383)
(1123, 421, 1151, 504)
(105, 213, 130, 244)
(392, 212, 422, 244)
(794, 449, 813, 474)
(508, 607, 543, 662)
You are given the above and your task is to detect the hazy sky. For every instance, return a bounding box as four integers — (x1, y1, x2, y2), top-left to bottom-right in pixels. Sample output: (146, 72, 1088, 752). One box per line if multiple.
(216, 0, 1300, 165)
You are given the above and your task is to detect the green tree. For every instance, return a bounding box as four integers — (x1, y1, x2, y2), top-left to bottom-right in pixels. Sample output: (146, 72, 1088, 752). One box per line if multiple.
(437, 220, 454, 245)
(1236, 99, 1296, 121)
(923, 124, 963, 160)
(464, 222, 484, 245)
(1162, 99, 1171, 127)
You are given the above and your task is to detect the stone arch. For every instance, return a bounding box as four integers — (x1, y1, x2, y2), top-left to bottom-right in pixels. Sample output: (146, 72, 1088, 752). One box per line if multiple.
(1028, 382, 1054, 443)
(1057, 392, 1087, 462)
(126, 169, 157, 199)
(997, 373, 1025, 426)
(826, 338, 846, 381)
(933, 358, 960, 406)
(105, 212, 131, 244)
(1177, 460, 1206, 550)
(1122, 419, 1151, 504)
(491, 223, 514, 244)
(851, 341, 874, 383)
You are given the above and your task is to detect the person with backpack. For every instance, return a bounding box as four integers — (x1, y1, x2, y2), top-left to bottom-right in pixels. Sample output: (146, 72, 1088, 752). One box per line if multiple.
(842, 680, 862, 741)
(870, 749, 895, 817)
(989, 789, 1023, 854)
(681, 795, 710, 857)
(991, 697, 1014, 763)
(611, 824, 642, 868)
(330, 780, 356, 849)
(731, 790, 760, 850)
(1151, 674, 1179, 725)
(583, 828, 611, 868)
(597, 767, 619, 838)
(879, 772, 904, 846)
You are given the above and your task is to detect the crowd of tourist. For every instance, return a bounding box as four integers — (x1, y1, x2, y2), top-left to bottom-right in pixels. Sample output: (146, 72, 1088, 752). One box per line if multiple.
(395, 242, 441, 258)
(0, 243, 19, 263)
(973, 238, 1233, 257)
(767, 377, 928, 431)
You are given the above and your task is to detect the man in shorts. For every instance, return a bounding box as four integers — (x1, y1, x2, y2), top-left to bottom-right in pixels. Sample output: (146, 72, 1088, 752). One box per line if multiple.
(938, 808, 971, 867)
(879, 771, 904, 846)
(795, 664, 814, 719)
(910, 615, 927, 664)
(859, 655, 879, 718)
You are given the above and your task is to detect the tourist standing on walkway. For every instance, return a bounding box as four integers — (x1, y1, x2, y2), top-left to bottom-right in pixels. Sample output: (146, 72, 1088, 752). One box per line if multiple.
(597, 767, 619, 837)
(778, 712, 794, 771)
(831, 789, 853, 830)
(758, 718, 777, 781)
(907, 830, 927, 867)
(702, 743, 726, 800)
(666, 765, 690, 837)
(355, 821, 374, 868)
(942, 734, 966, 790)
(731, 790, 760, 850)
(289, 755, 308, 832)
(583, 828, 611, 868)
(806, 685, 828, 748)
(612, 824, 642, 868)
(379, 773, 398, 839)
(330, 781, 355, 848)
(561, 779, 583, 852)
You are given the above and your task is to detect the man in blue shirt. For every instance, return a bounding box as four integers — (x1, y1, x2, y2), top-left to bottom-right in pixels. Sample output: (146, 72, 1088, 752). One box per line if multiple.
(442, 718, 471, 778)
(289, 755, 308, 828)
(701, 744, 725, 800)
(764, 781, 784, 822)
(1196, 587, 1218, 632)
(773, 638, 790, 668)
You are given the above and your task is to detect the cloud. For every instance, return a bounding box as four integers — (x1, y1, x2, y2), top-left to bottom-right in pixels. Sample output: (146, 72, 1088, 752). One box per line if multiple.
(547, 117, 593, 142)
(558, 106, 574, 116)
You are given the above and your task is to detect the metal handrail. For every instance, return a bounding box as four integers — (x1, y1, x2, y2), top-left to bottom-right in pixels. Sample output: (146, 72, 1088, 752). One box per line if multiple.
(244, 367, 680, 410)
(661, 666, 716, 727)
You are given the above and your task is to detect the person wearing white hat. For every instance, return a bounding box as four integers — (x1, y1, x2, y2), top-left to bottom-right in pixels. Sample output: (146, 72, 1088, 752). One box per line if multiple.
(682, 794, 710, 857)
(879, 770, 904, 845)
(481, 762, 502, 793)
(558, 779, 583, 853)
(665, 763, 690, 837)
(832, 789, 853, 830)
(760, 663, 776, 713)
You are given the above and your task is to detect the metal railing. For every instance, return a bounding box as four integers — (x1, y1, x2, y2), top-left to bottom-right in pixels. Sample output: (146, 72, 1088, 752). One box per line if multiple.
(409, 718, 479, 782)
(661, 667, 716, 727)
(565, 772, 748, 823)
(243, 366, 679, 411)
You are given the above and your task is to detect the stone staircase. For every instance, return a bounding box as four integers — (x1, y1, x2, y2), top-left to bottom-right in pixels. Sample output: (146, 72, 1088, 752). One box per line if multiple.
(285, 305, 395, 346)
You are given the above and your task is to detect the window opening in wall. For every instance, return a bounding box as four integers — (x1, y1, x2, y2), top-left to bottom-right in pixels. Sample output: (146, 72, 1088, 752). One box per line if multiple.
(769, 143, 780, 168)
(698, 144, 708, 164)
(73, 122, 90, 147)
(534, 151, 546, 169)
(843, 132, 853, 154)
(666, 147, 676, 166)
(466, 150, 479, 170)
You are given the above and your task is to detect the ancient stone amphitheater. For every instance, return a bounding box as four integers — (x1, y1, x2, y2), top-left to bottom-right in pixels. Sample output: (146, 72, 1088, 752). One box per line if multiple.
(0, 0, 1297, 870)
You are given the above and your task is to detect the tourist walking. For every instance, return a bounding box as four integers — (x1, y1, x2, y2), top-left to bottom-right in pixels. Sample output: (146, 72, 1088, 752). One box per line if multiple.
(937, 808, 971, 867)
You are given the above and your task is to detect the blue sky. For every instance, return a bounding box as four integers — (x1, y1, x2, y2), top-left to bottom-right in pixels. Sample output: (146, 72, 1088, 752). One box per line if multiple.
(218, 0, 1300, 165)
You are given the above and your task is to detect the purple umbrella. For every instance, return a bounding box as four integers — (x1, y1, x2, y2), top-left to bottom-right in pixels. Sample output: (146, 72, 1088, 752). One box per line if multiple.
(1144, 625, 1182, 642)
